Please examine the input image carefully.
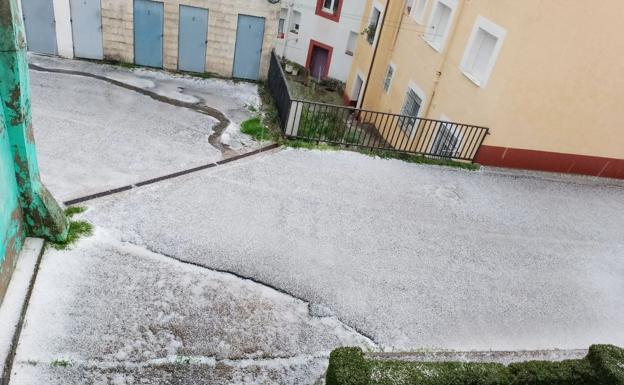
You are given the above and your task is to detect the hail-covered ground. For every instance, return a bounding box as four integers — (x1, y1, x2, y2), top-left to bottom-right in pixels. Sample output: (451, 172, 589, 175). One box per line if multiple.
(12, 56, 624, 384)
(29, 54, 261, 202)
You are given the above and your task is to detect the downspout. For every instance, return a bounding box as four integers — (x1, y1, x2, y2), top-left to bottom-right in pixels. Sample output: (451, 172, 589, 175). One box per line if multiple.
(359, 0, 391, 109)
(423, 0, 466, 118)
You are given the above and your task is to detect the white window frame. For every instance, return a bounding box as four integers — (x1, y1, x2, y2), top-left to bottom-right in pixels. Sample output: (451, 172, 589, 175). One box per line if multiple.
(323, 0, 339, 14)
(423, 0, 458, 52)
(290, 10, 302, 34)
(399, 81, 427, 138)
(345, 30, 358, 56)
(430, 114, 463, 157)
(383, 63, 396, 93)
(404, 81, 426, 118)
(459, 15, 506, 88)
(367, 1, 385, 46)
(351, 69, 366, 106)
(411, 0, 428, 24)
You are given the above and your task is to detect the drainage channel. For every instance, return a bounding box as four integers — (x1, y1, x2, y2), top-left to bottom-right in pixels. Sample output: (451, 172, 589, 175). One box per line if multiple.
(63, 144, 280, 206)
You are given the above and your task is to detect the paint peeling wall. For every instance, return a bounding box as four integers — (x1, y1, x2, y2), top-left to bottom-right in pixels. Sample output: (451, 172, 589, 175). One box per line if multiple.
(0, 0, 68, 304)
(0, 111, 25, 305)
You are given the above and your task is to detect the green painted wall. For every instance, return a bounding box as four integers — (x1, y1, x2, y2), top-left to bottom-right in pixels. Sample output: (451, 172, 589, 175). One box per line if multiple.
(0, 0, 68, 304)
(0, 108, 24, 301)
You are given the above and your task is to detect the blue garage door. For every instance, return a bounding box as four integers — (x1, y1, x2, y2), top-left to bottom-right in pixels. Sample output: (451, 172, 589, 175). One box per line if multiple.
(70, 0, 104, 60)
(233, 15, 265, 81)
(134, 0, 163, 68)
(178, 5, 209, 73)
(21, 0, 58, 55)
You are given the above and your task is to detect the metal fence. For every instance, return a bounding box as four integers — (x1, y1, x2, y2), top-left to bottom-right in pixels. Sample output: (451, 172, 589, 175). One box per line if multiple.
(268, 51, 292, 132)
(267, 51, 489, 162)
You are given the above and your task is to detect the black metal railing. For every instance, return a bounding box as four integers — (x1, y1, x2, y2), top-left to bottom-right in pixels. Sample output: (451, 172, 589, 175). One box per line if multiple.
(267, 51, 489, 162)
(268, 51, 292, 132)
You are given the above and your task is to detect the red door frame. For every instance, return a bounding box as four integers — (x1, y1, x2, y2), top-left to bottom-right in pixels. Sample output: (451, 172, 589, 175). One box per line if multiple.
(305, 39, 333, 80)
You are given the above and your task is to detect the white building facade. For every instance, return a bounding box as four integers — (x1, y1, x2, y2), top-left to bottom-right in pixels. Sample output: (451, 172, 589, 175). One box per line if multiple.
(275, 0, 364, 82)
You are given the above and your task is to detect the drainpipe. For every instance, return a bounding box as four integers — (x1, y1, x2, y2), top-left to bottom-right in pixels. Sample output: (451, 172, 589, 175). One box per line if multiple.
(359, 0, 390, 109)
(281, 0, 294, 59)
(422, 0, 466, 119)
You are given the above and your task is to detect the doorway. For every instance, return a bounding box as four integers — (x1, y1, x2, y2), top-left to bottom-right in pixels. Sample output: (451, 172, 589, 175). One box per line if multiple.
(233, 15, 265, 81)
(21, 0, 57, 55)
(306, 40, 332, 80)
(350, 74, 364, 107)
(70, 0, 104, 60)
(178, 5, 209, 73)
(133, 0, 164, 68)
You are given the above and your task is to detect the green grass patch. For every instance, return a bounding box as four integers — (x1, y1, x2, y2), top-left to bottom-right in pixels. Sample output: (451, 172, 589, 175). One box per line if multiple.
(241, 118, 272, 142)
(51, 359, 72, 368)
(119, 62, 137, 69)
(50, 206, 93, 250)
(64, 206, 86, 218)
(327, 346, 624, 385)
(283, 139, 480, 171)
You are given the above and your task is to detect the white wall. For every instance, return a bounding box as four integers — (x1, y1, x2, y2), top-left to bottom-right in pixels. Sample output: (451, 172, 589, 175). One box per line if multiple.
(275, 0, 364, 81)
(52, 0, 74, 58)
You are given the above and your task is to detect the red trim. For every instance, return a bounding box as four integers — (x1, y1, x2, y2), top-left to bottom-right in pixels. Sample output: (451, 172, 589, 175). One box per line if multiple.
(305, 39, 333, 80)
(315, 0, 343, 22)
(475, 145, 624, 179)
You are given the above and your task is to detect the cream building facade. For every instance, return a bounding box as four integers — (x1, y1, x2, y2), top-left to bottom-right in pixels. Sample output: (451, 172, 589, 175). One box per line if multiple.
(346, 0, 624, 178)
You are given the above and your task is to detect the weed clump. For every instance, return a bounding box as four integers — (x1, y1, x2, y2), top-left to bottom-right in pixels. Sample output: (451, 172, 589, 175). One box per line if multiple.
(49, 206, 94, 250)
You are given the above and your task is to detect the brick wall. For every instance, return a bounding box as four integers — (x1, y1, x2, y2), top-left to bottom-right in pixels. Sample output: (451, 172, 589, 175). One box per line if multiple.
(101, 0, 279, 78)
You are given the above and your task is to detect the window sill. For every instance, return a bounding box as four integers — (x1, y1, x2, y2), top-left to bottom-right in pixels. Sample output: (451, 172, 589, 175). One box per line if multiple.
(423, 36, 442, 52)
(316, 9, 340, 22)
(460, 69, 484, 87)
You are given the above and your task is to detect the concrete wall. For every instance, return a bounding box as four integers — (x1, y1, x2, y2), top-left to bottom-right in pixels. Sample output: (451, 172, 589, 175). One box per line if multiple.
(101, 0, 279, 79)
(52, 0, 74, 58)
(275, 0, 365, 81)
(347, 0, 624, 177)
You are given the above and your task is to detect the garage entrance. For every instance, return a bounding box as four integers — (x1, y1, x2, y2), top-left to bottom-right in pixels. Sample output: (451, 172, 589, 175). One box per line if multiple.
(233, 15, 265, 81)
(178, 5, 209, 73)
(70, 0, 104, 60)
(133, 0, 164, 68)
(21, 0, 57, 55)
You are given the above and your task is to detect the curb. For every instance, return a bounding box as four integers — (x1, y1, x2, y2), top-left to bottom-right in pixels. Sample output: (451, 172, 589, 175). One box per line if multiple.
(0, 238, 45, 385)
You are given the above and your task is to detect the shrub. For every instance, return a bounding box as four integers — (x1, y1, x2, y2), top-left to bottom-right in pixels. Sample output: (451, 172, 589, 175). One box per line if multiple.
(327, 345, 624, 385)
(587, 345, 624, 385)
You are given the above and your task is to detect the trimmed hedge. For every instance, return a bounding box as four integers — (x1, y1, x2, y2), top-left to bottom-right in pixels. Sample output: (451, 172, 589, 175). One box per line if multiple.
(327, 345, 624, 385)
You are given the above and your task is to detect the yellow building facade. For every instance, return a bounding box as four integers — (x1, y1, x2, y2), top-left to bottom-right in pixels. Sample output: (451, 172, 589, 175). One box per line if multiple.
(346, 0, 624, 178)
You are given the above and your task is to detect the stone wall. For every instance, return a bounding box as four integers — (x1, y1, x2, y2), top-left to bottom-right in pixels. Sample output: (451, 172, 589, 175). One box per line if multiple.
(101, 0, 279, 79)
